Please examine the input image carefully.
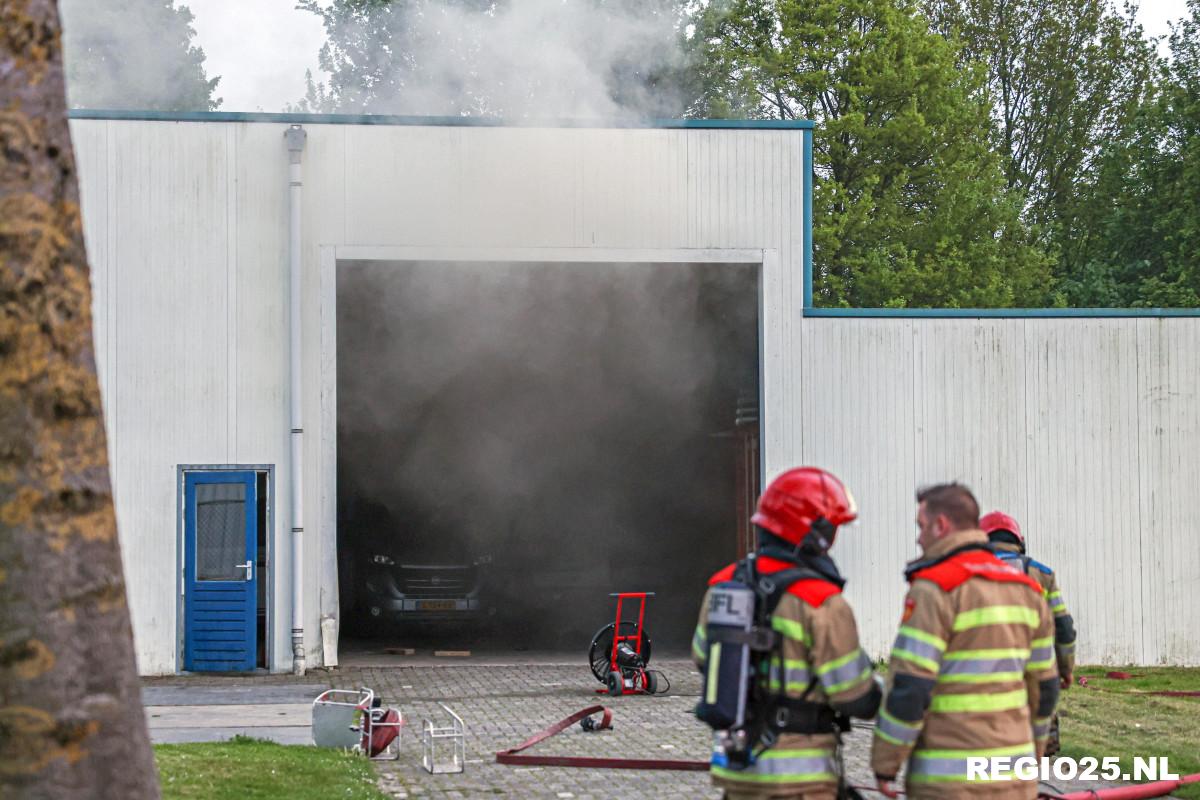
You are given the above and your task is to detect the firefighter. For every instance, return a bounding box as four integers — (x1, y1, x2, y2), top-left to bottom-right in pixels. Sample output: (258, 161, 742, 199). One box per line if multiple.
(692, 467, 882, 800)
(980, 510, 1076, 757)
(871, 484, 1060, 800)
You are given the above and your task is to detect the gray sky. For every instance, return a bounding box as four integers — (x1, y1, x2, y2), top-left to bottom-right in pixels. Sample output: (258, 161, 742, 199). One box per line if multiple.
(187, 0, 326, 111)
(188, 0, 1195, 113)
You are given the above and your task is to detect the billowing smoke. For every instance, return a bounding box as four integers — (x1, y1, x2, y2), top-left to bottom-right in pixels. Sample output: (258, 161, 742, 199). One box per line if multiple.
(59, 0, 221, 111)
(337, 260, 757, 650)
(300, 0, 695, 118)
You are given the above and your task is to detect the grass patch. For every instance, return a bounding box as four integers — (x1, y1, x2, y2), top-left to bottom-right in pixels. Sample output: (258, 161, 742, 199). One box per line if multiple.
(1059, 667, 1200, 798)
(155, 736, 389, 800)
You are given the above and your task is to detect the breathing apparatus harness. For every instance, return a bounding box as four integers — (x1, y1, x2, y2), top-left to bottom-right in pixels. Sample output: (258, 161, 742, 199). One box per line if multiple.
(696, 522, 851, 771)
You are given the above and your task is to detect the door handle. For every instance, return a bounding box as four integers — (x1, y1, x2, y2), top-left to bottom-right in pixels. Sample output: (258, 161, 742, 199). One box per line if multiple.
(236, 560, 253, 581)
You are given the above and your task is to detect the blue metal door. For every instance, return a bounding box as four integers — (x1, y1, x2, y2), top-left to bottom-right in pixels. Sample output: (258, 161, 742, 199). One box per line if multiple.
(183, 471, 257, 671)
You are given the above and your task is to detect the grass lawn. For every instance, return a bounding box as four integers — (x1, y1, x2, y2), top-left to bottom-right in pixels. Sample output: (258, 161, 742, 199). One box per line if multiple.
(1059, 666, 1200, 798)
(155, 736, 388, 800)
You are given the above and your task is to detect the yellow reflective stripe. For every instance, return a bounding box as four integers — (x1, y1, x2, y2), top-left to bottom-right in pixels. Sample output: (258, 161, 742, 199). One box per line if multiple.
(874, 727, 908, 746)
(711, 748, 836, 784)
(881, 709, 921, 731)
(898, 625, 947, 651)
(711, 767, 837, 784)
(772, 616, 812, 646)
(953, 605, 1039, 631)
(782, 658, 810, 671)
(1031, 636, 1053, 648)
(692, 627, 706, 661)
(929, 688, 1027, 713)
(825, 667, 872, 695)
(816, 648, 862, 675)
(916, 743, 1034, 759)
(706, 643, 721, 704)
(1026, 657, 1055, 671)
(943, 647, 1029, 661)
(937, 670, 1025, 685)
(766, 680, 818, 693)
(892, 647, 940, 673)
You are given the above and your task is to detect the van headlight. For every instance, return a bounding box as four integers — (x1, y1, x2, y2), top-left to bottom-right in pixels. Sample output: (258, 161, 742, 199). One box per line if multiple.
(371, 554, 394, 565)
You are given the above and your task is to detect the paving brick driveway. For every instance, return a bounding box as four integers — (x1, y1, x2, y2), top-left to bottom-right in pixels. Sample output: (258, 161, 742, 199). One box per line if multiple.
(145, 658, 1123, 799)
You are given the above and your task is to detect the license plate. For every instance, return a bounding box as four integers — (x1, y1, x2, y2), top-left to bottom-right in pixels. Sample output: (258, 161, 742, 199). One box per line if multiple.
(417, 600, 457, 611)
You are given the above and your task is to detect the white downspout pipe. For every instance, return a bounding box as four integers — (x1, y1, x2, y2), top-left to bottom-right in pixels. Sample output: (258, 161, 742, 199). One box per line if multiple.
(285, 124, 307, 675)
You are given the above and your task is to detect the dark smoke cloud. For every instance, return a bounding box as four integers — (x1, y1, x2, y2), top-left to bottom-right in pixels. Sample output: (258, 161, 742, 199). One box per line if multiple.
(337, 260, 757, 650)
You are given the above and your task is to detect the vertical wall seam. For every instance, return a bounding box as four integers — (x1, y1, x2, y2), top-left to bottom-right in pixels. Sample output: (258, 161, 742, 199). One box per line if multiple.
(1021, 319, 1031, 537)
(226, 125, 238, 461)
(1134, 320, 1148, 663)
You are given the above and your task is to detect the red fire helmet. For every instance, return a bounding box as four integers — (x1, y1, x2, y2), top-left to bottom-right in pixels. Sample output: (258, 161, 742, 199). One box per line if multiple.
(751, 467, 858, 546)
(980, 510, 1024, 544)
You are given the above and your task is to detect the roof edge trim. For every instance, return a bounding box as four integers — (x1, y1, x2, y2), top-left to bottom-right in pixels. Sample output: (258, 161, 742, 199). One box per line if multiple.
(803, 307, 1200, 319)
(67, 109, 815, 129)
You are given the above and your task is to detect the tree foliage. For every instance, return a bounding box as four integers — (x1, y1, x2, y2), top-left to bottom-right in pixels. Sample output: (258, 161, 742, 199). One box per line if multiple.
(59, 0, 220, 110)
(689, 0, 1052, 307)
(1056, 0, 1200, 306)
(924, 0, 1153, 234)
(0, 0, 159, 797)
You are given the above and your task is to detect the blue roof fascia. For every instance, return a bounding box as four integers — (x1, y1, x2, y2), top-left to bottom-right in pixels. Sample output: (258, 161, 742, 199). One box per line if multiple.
(67, 109, 815, 129)
(803, 307, 1200, 318)
(802, 130, 814, 309)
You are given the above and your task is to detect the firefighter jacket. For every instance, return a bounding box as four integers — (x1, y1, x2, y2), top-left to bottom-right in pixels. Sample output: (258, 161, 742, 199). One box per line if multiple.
(693, 555, 878, 797)
(991, 541, 1076, 680)
(870, 530, 1060, 800)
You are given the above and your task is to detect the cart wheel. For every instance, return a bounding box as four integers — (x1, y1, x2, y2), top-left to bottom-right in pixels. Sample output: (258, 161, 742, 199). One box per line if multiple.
(606, 671, 624, 696)
(588, 622, 653, 683)
(644, 671, 658, 695)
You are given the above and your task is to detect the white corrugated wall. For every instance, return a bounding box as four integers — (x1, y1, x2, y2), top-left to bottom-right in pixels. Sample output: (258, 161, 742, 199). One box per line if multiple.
(70, 117, 1199, 673)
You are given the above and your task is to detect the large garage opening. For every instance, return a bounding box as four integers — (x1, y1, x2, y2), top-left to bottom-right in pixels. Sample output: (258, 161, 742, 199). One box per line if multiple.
(336, 259, 760, 657)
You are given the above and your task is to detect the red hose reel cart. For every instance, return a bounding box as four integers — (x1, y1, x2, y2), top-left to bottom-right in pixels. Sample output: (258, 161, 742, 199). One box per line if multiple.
(588, 591, 663, 696)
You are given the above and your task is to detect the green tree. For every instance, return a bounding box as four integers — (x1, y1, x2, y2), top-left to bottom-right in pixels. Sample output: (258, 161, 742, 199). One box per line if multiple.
(60, 0, 220, 111)
(1057, 0, 1200, 307)
(922, 0, 1154, 247)
(689, 0, 1052, 307)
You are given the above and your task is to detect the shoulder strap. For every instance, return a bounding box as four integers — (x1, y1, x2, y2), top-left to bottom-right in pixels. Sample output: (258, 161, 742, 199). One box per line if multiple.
(757, 567, 827, 615)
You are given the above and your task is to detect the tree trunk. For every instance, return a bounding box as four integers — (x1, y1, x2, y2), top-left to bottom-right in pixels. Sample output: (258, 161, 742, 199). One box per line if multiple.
(0, 1, 160, 798)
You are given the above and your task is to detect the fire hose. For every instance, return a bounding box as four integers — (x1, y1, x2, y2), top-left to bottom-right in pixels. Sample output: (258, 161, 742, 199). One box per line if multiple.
(497, 707, 1199, 799)
(495, 705, 708, 771)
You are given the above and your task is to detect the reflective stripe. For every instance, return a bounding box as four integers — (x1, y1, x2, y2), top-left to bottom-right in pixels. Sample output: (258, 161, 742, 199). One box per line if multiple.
(892, 647, 940, 673)
(940, 655, 1025, 676)
(898, 626, 947, 651)
(953, 606, 1040, 631)
(909, 744, 1034, 783)
(1033, 717, 1051, 740)
(875, 709, 921, 746)
(1047, 591, 1067, 614)
(938, 670, 1024, 685)
(892, 627, 945, 672)
(1028, 650, 1054, 670)
(929, 688, 1027, 713)
(1028, 636, 1054, 669)
(1058, 641, 1076, 654)
(943, 647, 1029, 661)
(706, 643, 721, 704)
(712, 748, 836, 784)
(817, 649, 873, 694)
(772, 616, 812, 646)
(692, 627, 707, 662)
(766, 659, 813, 693)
